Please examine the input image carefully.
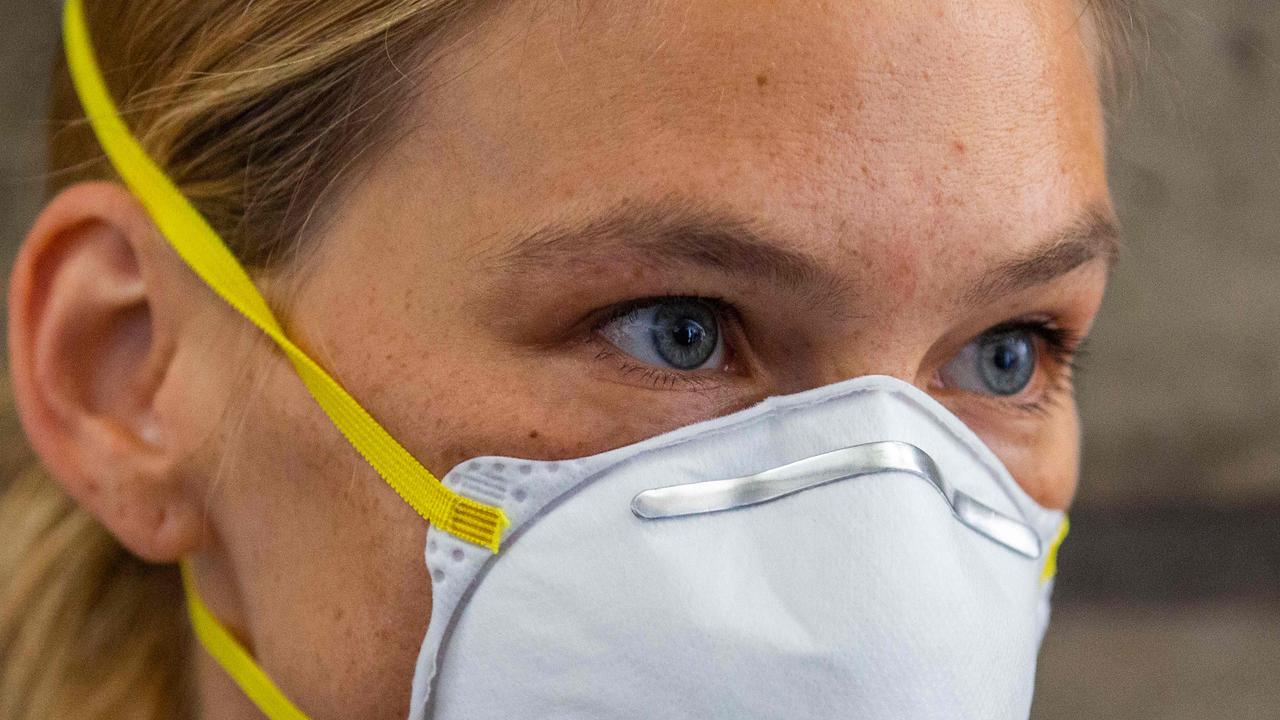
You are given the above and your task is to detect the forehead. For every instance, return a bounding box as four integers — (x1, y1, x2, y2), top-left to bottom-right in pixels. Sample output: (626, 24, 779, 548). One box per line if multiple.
(395, 0, 1107, 282)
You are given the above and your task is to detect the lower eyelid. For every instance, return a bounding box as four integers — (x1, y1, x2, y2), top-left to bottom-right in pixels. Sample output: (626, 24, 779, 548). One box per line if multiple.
(591, 343, 723, 391)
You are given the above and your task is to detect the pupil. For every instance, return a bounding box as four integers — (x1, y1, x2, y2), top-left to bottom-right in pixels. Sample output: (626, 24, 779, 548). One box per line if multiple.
(672, 319, 704, 347)
(993, 344, 1018, 371)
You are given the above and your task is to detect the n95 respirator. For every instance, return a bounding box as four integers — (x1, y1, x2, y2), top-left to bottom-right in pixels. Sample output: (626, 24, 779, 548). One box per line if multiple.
(411, 374, 1065, 720)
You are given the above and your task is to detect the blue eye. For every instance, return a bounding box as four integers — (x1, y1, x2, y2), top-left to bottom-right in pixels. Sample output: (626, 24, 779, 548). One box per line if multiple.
(940, 328, 1038, 397)
(600, 298, 725, 371)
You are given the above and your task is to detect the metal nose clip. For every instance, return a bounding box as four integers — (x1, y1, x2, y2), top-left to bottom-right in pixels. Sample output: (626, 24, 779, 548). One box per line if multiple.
(630, 441, 1041, 559)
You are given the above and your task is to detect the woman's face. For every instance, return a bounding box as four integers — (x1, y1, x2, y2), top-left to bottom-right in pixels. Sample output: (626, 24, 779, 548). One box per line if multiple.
(23, 1, 1114, 717)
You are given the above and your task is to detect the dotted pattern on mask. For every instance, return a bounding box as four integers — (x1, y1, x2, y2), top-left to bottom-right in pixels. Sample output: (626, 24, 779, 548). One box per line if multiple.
(427, 460, 567, 589)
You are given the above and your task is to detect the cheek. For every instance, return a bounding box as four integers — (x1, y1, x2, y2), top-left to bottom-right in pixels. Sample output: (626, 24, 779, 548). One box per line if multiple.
(189, 342, 432, 719)
(408, 357, 731, 472)
(976, 406, 1081, 511)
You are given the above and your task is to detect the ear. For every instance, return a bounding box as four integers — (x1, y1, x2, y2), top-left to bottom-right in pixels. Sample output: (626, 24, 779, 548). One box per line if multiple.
(8, 182, 203, 563)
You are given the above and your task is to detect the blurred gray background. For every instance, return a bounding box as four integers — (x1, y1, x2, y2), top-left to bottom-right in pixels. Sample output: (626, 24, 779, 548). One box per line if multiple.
(2, 1, 1278, 718)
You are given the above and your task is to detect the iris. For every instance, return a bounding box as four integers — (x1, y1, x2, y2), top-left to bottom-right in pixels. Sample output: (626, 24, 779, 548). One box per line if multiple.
(977, 330, 1036, 396)
(600, 298, 724, 371)
(651, 301, 719, 370)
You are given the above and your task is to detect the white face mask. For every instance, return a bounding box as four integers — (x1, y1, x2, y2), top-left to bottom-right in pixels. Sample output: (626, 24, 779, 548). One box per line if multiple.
(410, 375, 1066, 720)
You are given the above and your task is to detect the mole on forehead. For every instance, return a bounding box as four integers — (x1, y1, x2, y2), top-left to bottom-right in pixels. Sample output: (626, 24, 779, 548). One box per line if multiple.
(400, 2, 1108, 275)
(444, 2, 1068, 89)
(424, 0, 1097, 154)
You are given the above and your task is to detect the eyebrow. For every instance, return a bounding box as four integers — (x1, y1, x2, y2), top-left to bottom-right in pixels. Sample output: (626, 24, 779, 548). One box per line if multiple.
(963, 205, 1121, 307)
(487, 198, 851, 308)
(487, 197, 1119, 310)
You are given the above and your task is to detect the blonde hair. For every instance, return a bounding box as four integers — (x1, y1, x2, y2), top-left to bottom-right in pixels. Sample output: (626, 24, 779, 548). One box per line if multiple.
(2, 1, 482, 717)
(1, 1, 1142, 718)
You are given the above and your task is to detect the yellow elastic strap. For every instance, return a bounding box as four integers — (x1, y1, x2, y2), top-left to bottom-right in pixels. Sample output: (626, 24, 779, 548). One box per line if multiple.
(1041, 516, 1069, 584)
(180, 560, 309, 720)
(62, 0, 507, 553)
(66, 5, 506, 714)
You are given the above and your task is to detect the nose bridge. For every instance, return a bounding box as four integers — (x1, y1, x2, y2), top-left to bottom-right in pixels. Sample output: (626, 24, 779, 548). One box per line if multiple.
(781, 329, 933, 395)
(784, 200, 961, 395)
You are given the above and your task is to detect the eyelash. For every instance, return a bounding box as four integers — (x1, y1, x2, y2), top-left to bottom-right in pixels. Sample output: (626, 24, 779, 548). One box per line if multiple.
(592, 346, 724, 391)
(588, 297, 1088, 407)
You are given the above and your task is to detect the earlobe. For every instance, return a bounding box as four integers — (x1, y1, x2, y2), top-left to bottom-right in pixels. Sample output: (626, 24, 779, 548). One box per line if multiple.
(8, 182, 202, 563)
